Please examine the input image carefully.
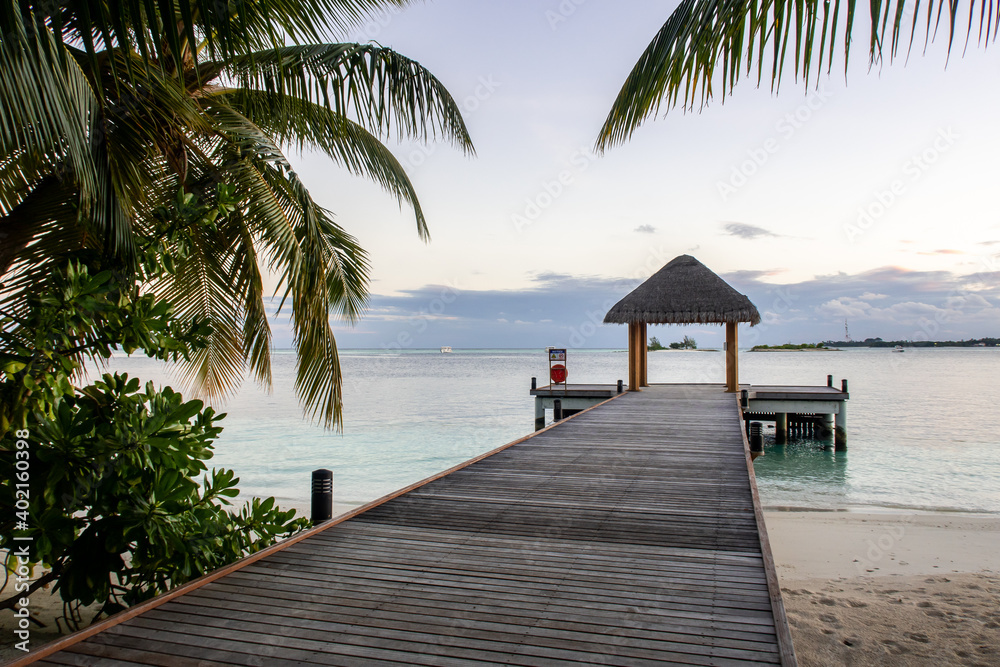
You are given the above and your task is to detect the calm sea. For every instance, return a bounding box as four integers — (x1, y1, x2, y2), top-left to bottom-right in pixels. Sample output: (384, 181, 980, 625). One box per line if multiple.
(92, 347, 1000, 515)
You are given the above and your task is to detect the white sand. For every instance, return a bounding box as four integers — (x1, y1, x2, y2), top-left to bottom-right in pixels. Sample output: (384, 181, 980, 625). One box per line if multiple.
(765, 511, 1000, 666)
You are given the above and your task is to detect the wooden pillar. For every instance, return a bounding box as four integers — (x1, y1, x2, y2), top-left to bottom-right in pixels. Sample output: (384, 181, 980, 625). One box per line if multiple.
(820, 414, 835, 447)
(725, 322, 738, 392)
(639, 322, 649, 387)
(835, 403, 848, 450)
(627, 323, 640, 391)
(775, 413, 788, 445)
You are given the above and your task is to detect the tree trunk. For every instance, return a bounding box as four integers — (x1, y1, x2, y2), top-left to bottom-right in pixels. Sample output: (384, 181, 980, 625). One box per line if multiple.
(0, 177, 65, 277)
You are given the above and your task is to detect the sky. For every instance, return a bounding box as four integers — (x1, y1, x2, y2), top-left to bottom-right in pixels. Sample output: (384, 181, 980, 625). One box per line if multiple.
(271, 0, 1000, 349)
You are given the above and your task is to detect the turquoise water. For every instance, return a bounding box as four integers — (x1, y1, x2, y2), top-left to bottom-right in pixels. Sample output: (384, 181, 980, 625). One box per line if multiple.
(94, 347, 1000, 515)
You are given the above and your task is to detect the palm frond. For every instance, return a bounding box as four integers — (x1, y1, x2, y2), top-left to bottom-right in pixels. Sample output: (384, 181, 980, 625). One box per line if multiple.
(0, 12, 98, 207)
(0, 177, 85, 315)
(8, 0, 415, 84)
(213, 44, 474, 154)
(195, 107, 370, 427)
(597, 0, 997, 150)
(155, 219, 247, 402)
(214, 88, 429, 238)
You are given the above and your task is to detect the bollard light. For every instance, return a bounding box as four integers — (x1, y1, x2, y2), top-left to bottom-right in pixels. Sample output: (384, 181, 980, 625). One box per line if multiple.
(311, 469, 333, 524)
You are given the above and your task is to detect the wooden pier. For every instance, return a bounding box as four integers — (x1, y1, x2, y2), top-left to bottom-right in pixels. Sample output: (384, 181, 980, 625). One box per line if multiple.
(742, 381, 849, 449)
(19, 385, 796, 666)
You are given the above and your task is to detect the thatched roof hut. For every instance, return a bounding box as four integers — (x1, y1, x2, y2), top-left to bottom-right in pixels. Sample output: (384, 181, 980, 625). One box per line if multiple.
(604, 255, 759, 392)
(604, 255, 760, 326)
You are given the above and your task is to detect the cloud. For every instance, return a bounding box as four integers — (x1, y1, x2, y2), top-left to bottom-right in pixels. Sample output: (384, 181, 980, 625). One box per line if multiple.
(918, 249, 965, 256)
(722, 222, 779, 240)
(725, 269, 786, 282)
(264, 265, 1000, 349)
(634, 224, 656, 234)
(733, 265, 1000, 344)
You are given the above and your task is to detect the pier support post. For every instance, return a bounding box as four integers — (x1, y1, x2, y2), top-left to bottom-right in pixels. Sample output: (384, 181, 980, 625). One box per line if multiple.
(775, 413, 788, 445)
(835, 403, 848, 450)
(639, 322, 649, 387)
(554, 399, 563, 421)
(819, 414, 835, 444)
(311, 469, 333, 525)
(627, 323, 641, 391)
(534, 397, 545, 431)
(725, 322, 739, 392)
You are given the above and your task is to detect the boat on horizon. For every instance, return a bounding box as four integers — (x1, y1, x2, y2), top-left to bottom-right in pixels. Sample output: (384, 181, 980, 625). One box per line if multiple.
(440, 346, 453, 353)
(893, 345, 905, 353)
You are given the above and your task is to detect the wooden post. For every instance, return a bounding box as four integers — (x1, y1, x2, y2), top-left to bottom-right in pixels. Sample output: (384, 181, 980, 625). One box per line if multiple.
(534, 397, 545, 431)
(835, 403, 848, 450)
(725, 322, 739, 392)
(627, 323, 641, 391)
(639, 322, 649, 387)
(820, 414, 835, 442)
(775, 413, 788, 445)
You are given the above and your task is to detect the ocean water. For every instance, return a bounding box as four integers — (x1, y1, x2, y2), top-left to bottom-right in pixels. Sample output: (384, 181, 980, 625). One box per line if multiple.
(91, 347, 1000, 515)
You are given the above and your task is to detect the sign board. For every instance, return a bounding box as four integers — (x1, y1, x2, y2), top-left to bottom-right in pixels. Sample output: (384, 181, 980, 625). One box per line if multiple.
(547, 348, 568, 387)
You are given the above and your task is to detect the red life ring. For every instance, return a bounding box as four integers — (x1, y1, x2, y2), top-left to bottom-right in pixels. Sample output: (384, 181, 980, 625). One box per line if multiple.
(550, 364, 567, 383)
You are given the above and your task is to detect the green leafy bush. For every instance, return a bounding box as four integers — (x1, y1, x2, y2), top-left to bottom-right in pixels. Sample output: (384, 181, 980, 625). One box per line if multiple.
(2, 373, 307, 621)
(0, 194, 308, 625)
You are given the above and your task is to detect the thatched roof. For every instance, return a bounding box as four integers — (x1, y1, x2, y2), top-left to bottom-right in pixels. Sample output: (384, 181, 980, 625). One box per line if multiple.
(604, 255, 761, 325)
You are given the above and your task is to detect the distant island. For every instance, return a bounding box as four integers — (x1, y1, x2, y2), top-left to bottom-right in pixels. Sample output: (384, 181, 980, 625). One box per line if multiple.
(751, 343, 834, 351)
(649, 335, 698, 351)
(821, 337, 998, 348)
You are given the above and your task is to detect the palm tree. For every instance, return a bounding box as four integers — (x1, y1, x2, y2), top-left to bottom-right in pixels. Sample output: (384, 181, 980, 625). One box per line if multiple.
(597, 0, 996, 149)
(0, 0, 473, 428)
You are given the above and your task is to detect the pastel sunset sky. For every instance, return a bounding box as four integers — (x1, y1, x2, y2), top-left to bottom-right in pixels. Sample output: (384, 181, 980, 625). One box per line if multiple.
(271, 0, 1000, 349)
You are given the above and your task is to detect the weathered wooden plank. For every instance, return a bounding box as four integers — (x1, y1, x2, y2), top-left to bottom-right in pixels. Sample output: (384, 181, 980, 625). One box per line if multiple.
(179, 586, 782, 643)
(22, 385, 795, 666)
(165, 593, 782, 655)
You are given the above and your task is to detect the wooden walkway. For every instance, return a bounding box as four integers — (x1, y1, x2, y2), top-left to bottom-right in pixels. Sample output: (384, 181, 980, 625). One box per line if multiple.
(21, 385, 795, 666)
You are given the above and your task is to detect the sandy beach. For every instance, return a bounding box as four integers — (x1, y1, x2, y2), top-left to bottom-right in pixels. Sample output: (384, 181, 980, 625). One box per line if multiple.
(765, 511, 1000, 666)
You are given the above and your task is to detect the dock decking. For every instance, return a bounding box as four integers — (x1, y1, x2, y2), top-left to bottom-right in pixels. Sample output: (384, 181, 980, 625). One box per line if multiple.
(21, 385, 795, 666)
